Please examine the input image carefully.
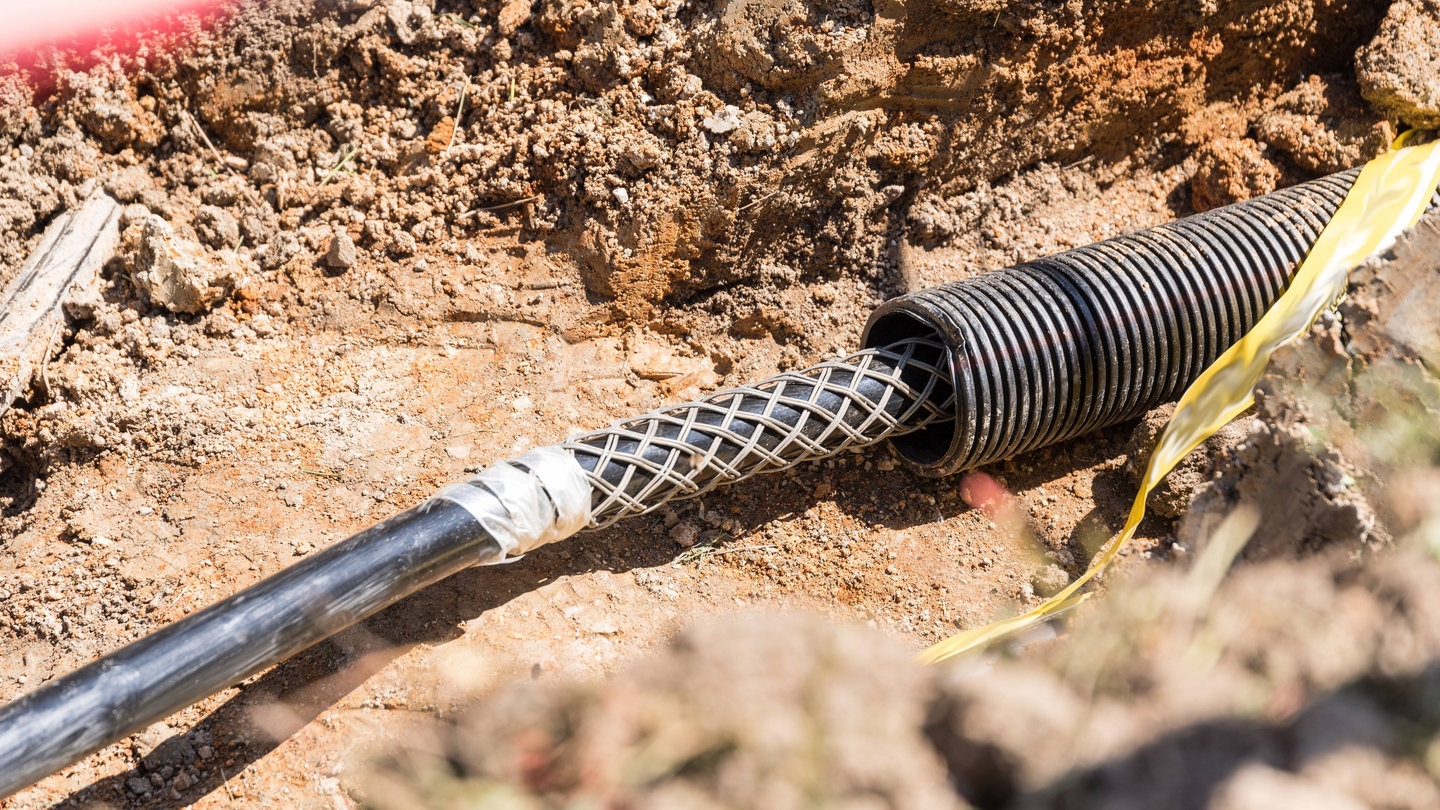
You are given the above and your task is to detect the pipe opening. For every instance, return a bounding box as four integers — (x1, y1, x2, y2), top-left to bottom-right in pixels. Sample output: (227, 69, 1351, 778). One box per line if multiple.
(862, 306, 958, 470)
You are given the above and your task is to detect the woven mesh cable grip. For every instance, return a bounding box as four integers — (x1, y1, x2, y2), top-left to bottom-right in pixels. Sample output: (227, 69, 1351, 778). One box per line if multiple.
(565, 337, 954, 528)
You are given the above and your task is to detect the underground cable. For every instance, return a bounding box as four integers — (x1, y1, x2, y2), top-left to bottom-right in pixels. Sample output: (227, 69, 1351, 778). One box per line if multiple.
(0, 166, 1414, 797)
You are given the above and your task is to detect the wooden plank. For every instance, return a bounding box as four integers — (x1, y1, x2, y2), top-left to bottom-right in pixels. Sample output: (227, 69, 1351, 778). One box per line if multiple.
(0, 190, 121, 415)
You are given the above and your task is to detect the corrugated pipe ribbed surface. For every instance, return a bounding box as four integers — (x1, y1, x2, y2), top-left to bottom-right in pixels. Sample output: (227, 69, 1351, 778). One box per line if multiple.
(863, 169, 1364, 475)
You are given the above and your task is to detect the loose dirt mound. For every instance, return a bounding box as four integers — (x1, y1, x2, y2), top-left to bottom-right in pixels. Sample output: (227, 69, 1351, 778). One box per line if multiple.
(0, 0, 1432, 806)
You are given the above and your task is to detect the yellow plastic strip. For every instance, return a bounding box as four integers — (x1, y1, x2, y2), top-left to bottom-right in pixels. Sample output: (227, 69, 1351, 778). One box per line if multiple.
(920, 135, 1440, 665)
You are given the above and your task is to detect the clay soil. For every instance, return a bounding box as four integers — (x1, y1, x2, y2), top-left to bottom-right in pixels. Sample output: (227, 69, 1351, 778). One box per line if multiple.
(0, 0, 1436, 807)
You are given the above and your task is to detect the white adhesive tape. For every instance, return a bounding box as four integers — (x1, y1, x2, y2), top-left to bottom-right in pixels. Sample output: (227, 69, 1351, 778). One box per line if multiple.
(434, 446, 593, 564)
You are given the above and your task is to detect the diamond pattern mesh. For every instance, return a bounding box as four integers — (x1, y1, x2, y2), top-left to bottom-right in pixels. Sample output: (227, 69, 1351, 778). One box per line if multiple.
(564, 338, 954, 528)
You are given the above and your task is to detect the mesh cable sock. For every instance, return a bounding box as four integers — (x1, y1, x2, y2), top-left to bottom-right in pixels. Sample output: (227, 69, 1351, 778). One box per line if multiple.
(564, 337, 955, 528)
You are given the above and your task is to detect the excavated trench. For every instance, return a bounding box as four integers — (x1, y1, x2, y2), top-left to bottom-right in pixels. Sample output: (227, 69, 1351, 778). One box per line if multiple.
(2, 0, 1439, 806)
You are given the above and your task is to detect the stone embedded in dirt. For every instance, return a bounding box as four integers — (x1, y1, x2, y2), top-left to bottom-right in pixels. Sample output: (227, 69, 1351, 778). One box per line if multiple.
(669, 520, 699, 547)
(130, 721, 178, 761)
(1190, 137, 1282, 212)
(131, 216, 247, 314)
(701, 105, 742, 135)
(1031, 564, 1071, 597)
(324, 230, 357, 271)
(386, 0, 433, 46)
(1357, 0, 1440, 128)
(387, 230, 417, 257)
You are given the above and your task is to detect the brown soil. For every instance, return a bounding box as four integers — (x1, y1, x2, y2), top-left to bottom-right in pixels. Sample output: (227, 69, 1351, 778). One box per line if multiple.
(0, 0, 1428, 807)
(356, 217, 1440, 810)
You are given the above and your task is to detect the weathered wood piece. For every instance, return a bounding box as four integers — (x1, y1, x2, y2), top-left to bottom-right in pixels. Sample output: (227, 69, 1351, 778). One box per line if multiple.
(0, 190, 121, 415)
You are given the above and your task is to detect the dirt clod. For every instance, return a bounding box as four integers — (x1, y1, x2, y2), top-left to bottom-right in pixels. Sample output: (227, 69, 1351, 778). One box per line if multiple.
(1127, 405, 1254, 520)
(1190, 137, 1282, 212)
(131, 216, 248, 314)
(1357, 0, 1440, 128)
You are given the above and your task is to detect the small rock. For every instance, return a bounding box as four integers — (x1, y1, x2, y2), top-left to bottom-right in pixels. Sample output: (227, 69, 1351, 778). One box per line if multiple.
(629, 337, 713, 381)
(612, 186, 630, 205)
(131, 216, 247, 314)
(660, 366, 721, 400)
(127, 776, 153, 795)
(387, 0, 419, 44)
(132, 722, 176, 759)
(387, 230, 417, 257)
(677, 74, 703, 100)
(701, 105, 743, 135)
(324, 230, 357, 271)
(670, 521, 699, 548)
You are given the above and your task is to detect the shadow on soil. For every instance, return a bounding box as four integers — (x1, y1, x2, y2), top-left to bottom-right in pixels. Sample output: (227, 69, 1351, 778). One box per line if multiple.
(53, 423, 1143, 807)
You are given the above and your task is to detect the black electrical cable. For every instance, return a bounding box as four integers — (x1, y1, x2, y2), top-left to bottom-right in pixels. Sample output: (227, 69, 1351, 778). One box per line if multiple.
(0, 500, 501, 797)
(0, 165, 1416, 798)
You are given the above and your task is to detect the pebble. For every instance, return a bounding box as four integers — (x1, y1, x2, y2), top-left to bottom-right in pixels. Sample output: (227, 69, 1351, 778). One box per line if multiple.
(669, 521, 699, 547)
(324, 230, 356, 270)
(701, 105, 742, 135)
(131, 216, 246, 314)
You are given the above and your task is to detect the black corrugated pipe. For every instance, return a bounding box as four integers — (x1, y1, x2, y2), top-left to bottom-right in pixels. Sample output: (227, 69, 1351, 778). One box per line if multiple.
(0, 166, 1400, 797)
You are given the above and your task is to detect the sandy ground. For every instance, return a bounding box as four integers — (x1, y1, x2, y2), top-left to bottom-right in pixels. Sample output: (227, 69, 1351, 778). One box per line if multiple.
(0, 0, 1437, 806)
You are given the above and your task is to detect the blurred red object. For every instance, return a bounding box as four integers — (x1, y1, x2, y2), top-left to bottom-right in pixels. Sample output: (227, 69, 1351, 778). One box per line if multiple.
(1, 0, 233, 74)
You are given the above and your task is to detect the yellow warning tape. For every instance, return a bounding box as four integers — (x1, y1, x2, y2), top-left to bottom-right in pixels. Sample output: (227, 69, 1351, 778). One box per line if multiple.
(920, 134, 1440, 664)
